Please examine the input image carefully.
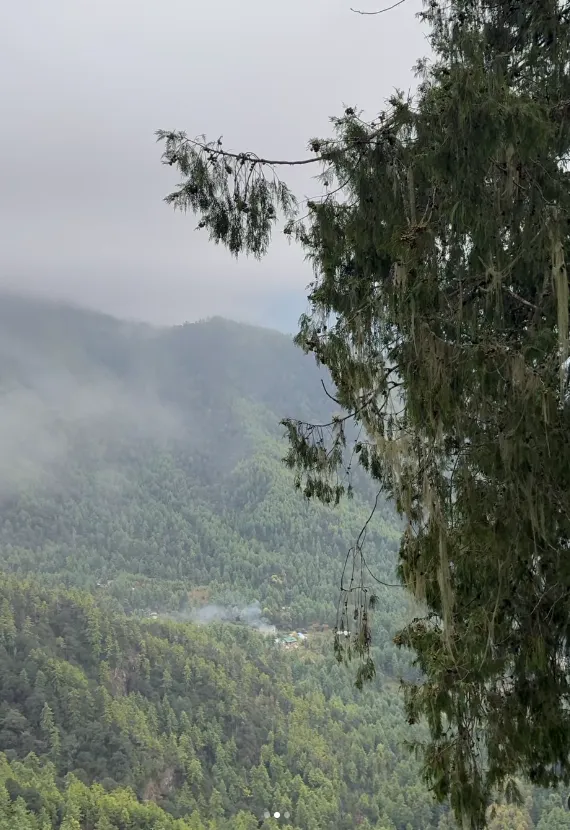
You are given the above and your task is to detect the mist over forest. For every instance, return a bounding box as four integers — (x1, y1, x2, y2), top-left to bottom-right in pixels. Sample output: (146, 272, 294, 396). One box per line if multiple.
(2, 0, 570, 821)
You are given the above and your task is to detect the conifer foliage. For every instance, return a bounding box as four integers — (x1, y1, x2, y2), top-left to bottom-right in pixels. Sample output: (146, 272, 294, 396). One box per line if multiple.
(159, 0, 570, 825)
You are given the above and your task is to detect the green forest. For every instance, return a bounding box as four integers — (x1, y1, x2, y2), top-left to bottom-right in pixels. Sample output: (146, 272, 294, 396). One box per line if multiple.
(0, 295, 568, 829)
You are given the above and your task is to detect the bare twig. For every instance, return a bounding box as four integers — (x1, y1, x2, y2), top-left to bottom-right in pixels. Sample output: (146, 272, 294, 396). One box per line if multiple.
(503, 286, 538, 311)
(321, 379, 343, 406)
(159, 133, 319, 167)
(286, 391, 375, 431)
(340, 491, 404, 591)
(351, 0, 408, 14)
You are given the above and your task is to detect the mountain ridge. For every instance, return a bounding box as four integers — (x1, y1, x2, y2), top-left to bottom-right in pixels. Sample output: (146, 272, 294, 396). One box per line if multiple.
(0, 292, 399, 630)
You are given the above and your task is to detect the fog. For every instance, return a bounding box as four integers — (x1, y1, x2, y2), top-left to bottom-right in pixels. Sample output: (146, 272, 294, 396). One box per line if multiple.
(0, 373, 183, 498)
(0, 299, 184, 497)
(0, 0, 427, 329)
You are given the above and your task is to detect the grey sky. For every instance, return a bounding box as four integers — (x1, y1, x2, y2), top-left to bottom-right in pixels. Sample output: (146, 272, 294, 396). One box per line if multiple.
(0, 0, 427, 329)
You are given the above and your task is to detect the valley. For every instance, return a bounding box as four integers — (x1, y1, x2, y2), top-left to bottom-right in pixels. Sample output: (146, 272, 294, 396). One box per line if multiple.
(0, 295, 566, 829)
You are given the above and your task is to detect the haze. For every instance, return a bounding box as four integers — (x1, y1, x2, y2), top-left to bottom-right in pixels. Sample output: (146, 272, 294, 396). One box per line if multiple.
(0, 0, 426, 329)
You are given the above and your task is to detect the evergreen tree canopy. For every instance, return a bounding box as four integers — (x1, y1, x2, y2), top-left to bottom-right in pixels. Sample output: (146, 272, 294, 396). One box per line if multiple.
(158, 0, 570, 826)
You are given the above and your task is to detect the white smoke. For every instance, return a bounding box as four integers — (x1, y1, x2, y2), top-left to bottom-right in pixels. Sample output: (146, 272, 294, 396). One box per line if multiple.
(190, 601, 276, 635)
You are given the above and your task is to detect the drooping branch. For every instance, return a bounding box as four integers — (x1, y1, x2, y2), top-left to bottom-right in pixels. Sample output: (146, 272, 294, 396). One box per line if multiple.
(158, 133, 321, 168)
(156, 105, 407, 257)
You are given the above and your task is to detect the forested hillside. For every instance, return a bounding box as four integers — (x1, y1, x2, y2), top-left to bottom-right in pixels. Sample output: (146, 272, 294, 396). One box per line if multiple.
(0, 295, 568, 829)
(0, 578, 566, 830)
(0, 577, 446, 829)
(0, 293, 400, 627)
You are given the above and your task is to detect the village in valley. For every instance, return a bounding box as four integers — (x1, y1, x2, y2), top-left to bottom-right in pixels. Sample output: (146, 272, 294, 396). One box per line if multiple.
(135, 584, 354, 653)
(274, 630, 308, 650)
(273, 625, 350, 650)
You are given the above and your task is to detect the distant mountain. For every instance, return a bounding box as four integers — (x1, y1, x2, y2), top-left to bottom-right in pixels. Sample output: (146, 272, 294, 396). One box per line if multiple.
(0, 293, 401, 628)
(0, 294, 327, 467)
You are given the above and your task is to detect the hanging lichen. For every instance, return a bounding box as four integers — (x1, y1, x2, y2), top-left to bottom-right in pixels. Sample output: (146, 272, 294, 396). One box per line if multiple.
(550, 212, 569, 397)
(158, 0, 570, 825)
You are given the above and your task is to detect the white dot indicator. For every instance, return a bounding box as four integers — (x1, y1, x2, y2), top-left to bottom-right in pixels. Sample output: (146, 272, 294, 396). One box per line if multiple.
(274, 812, 280, 819)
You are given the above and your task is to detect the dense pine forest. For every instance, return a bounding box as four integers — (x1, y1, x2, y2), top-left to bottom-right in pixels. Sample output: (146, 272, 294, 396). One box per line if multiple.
(0, 294, 568, 829)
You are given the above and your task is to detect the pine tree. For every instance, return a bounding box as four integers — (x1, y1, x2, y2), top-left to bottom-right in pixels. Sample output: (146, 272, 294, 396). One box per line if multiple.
(158, 0, 570, 826)
(40, 703, 60, 765)
(0, 600, 16, 649)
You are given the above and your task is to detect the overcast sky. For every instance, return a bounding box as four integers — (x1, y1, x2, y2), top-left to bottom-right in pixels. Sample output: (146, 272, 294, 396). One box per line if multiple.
(0, 0, 427, 330)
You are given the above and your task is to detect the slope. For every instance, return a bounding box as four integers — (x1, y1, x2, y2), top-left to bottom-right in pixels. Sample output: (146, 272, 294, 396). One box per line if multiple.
(0, 296, 569, 829)
(0, 575, 447, 829)
(0, 293, 401, 627)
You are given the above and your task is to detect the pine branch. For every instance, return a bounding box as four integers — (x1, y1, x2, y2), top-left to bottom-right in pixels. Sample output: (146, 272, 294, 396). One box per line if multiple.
(158, 107, 401, 175)
(161, 134, 319, 168)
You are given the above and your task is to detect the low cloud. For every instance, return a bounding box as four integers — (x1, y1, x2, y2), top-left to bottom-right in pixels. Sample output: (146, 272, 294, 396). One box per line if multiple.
(0, 0, 424, 326)
(0, 332, 183, 498)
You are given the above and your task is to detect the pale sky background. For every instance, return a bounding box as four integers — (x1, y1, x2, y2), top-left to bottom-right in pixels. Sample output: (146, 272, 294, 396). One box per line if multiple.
(0, 0, 427, 330)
